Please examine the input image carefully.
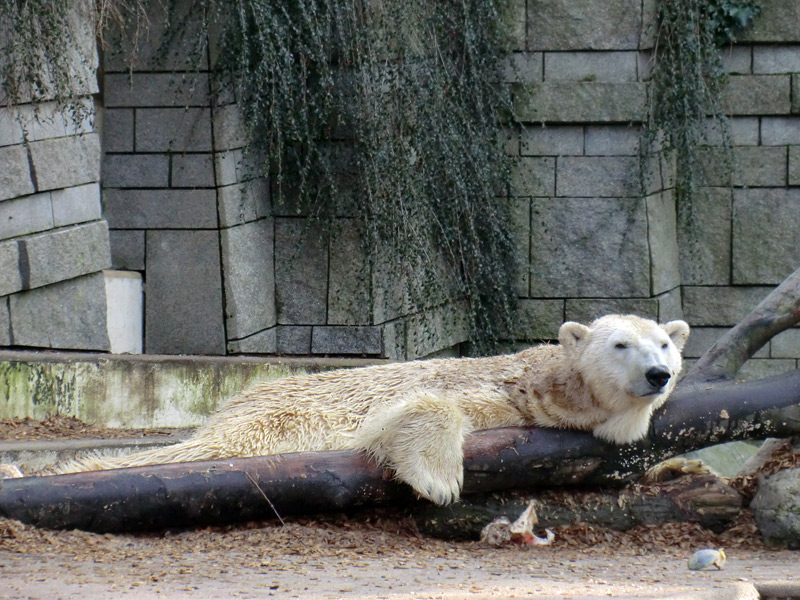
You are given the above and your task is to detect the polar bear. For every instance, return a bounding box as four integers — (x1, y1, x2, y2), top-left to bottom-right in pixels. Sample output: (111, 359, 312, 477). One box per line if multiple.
(49, 314, 689, 505)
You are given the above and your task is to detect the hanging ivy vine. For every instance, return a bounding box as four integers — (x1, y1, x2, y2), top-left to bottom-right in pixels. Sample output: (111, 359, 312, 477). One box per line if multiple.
(643, 0, 761, 211)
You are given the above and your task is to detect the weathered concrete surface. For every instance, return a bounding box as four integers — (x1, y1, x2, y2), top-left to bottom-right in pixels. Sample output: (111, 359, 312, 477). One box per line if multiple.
(0, 351, 382, 428)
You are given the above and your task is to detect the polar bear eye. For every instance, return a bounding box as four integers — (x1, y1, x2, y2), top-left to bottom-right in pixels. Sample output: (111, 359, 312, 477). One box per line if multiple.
(661, 343, 669, 349)
(614, 343, 628, 350)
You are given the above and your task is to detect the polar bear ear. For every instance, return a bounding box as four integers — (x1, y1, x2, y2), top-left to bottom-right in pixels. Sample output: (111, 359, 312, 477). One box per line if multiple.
(559, 322, 591, 353)
(661, 320, 690, 351)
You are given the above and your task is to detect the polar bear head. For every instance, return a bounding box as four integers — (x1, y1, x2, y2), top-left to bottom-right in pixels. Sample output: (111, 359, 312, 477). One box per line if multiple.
(558, 314, 690, 419)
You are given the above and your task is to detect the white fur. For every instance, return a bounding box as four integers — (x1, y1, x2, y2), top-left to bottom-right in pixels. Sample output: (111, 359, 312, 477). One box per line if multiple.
(48, 314, 689, 505)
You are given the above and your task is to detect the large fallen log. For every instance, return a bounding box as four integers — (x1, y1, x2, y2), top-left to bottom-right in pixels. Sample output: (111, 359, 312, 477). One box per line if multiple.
(3, 267, 800, 533)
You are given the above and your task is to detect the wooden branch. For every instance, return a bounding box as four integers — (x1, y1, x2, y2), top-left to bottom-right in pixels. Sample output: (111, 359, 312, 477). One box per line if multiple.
(2, 369, 799, 533)
(683, 265, 800, 384)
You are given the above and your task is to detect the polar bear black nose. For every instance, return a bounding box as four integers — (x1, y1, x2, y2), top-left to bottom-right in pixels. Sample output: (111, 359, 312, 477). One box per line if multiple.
(646, 367, 671, 389)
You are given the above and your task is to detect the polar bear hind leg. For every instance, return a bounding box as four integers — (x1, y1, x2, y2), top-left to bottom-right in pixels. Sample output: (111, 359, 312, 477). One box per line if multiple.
(354, 391, 471, 505)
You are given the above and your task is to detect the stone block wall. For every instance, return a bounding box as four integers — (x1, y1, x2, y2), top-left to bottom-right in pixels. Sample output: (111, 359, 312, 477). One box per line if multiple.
(0, 2, 112, 352)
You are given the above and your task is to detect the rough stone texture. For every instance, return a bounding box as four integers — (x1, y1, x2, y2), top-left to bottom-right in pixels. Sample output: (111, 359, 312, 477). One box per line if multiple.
(557, 156, 638, 197)
(145, 230, 225, 355)
(683, 327, 769, 360)
(682, 286, 773, 326)
(698, 146, 787, 187)
(172, 154, 215, 188)
(274, 219, 328, 325)
(0, 298, 9, 346)
(28, 134, 101, 192)
(135, 108, 213, 152)
(646, 192, 680, 296)
(104, 73, 210, 107)
(790, 146, 800, 186)
(220, 219, 276, 340)
(723, 75, 791, 115)
(51, 184, 102, 227)
(760, 117, 800, 145)
(102, 154, 169, 188)
(565, 299, 659, 324)
(732, 188, 800, 285)
(513, 83, 647, 123)
(109, 230, 145, 271)
(103, 189, 218, 229)
(720, 46, 752, 74)
(212, 104, 248, 151)
(0, 193, 54, 241)
(217, 179, 270, 227)
(103, 109, 134, 153)
(656, 288, 684, 322)
(738, 358, 798, 380)
(751, 468, 800, 550)
(794, 75, 800, 114)
(311, 326, 382, 356)
(0, 145, 34, 201)
(584, 126, 639, 156)
(544, 52, 638, 82)
(275, 326, 312, 355)
(520, 126, 583, 156)
(0, 240, 21, 296)
(771, 329, 800, 358)
(8, 273, 110, 351)
(0, 108, 24, 147)
(500, 52, 543, 83)
(527, 0, 642, 50)
(529, 198, 649, 297)
(511, 157, 555, 196)
(227, 327, 277, 355)
(678, 187, 732, 286)
(328, 220, 370, 326)
(510, 199, 530, 297)
(514, 299, 564, 339)
(21, 221, 111, 290)
(753, 45, 800, 73)
(404, 302, 470, 360)
(740, 2, 800, 42)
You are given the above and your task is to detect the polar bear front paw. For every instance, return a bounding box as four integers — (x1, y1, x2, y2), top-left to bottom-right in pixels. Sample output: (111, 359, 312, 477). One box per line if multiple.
(398, 460, 464, 505)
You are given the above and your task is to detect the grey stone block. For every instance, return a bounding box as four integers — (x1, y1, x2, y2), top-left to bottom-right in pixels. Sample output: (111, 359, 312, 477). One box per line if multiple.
(311, 326, 382, 355)
(740, 3, 800, 42)
(510, 199, 530, 297)
(404, 301, 469, 360)
(720, 46, 752, 74)
(135, 108, 212, 152)
(738, 358, 798, 381)
(0, 145, 34, 201)
(753, 46, 800, 74)
(498, 0, 526, 52)
(656, 288, 684, 322)
(584, 125, 640, 156)
(513, 82, 647, 123)
(15, 99, 95, 142)
(104, 73, 211, 107)
(51, 184, 102, 227)
(220, 219, 276, 340)
(520, 125, 583, 156)
(698, 146, 786, 187)
(0, 109, 24, 147)
(514, 299, 564, 339)
(145, 229, 225, 355)
(212, 104, 248, 151)
(102, 154, 169, 188)
(28, 133, 101, 191)
(276, 326, 312, 354)
(227, 327, 277, 354)
(790, 146, 800, 185)
(217, 178, 270, 227)
(566, 298, 659, 324)
(678, 187, 731, 286)
(0, 297, 9, 346)
(0, 240, 22, 296)
(328, 220, 370, 325)
(103, 109, 134, 153)
(0, 192, 54, 241)
(109, 229, 144, 270)
(682, 286, 772, 326)
(529, 197, 650, 297)
(794, 75, 800, 114)
(683, 327, 768, 359)
(500, 52, 543, 83)
(21, 221, 111, 290)
(528, 0, 642, 50)
(8, 272, 110, 351)
(172, 154, 215, 187)
(752, 468, 800, 549)
(510, 157, 555, 196)
(275, 219, 328, 324)
(723, 75, 791, 115)
(771, 329, 800, 358)
(544, 52, 638, 82)
(647, 191, 680, 295)
(102, 189, 218, 229)
(732, 188, 800, 285)
(760, 117, 800, 145)
(700, 117, 759, 145)
(556, 156, 638, 197)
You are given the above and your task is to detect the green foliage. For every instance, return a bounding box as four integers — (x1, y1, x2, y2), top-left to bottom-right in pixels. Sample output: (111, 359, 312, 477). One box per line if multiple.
(201, 0, 519, 355)
(643, 0, 761, 214)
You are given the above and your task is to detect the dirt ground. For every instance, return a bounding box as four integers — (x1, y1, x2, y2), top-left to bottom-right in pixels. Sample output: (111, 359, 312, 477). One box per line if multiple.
(1, 417, 798, 600)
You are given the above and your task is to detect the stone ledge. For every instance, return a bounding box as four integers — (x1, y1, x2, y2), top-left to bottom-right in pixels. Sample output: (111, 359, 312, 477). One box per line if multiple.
(513, 82, 646, 123)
